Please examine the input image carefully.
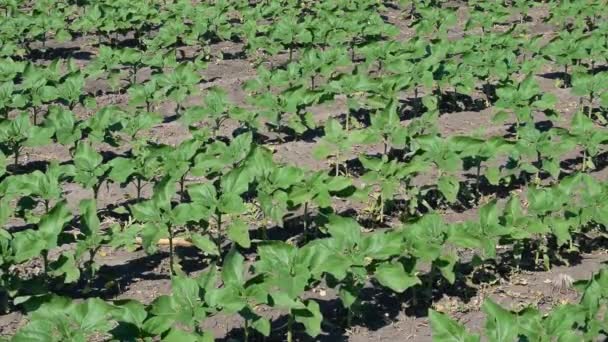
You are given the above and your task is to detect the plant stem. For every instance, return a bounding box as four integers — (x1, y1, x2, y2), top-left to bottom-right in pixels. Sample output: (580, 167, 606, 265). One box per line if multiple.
(346, 307, 353, 327)
(13, 146, 20, 168)
(261, 225, 268, 240)
(168, 224, 174, 275)
(379, 194, 384, 223)
(289, 44, 293, 63)
(136, 178, 142, 200)
(582, 150, 587, 172)
(132, 65, 138, 85)
(345, 109, 350, 131)
(287, 313, 293, 342)
(180, 175, 185, 202)
(475, 162, 481, 194)
(303, 202, 309, 239)
(383, 137, 388, 156)
(42, 250, 49, 279)
(93, 182, 101, 200)
(244, 319, 249, 342)
(88, 249, 97, 284)
(335, 154, 340, 176)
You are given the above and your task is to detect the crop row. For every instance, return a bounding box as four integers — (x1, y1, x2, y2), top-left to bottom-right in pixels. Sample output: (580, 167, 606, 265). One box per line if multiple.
(1, 0, 608, 341)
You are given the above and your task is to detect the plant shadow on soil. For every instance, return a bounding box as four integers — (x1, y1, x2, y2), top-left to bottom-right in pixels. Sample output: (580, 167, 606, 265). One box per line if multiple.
(4, 160, 50, 176)
(60, 246, 213, 301)
(28, 47, 94, 62)
(218, 233, 608, 341)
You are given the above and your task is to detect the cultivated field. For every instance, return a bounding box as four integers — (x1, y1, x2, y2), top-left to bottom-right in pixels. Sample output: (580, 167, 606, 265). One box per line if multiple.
(1, 0, 608, 341)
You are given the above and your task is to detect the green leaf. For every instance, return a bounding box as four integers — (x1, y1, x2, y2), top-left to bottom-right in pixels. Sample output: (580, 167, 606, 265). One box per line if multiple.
(251, 316, 271, 336)
(39, 85, 59, 103)
(11, 230, 47, 263)
(435, 253, 457, 285)
(492, 110, 510, 123)
(374, 261, 420, 293)
(222, 248, 244, 287)
(220, 167, 250, 195)
(111, 300, 147, 328)
(325, 214, 361, 248)
(533, 93, 556, 109)
(438, 175, 460, 203)
(188, 183, 217, 205)
(38, 201, 72, 249)
(163, 328, 212, 342)
(270, 292, 305, 310)
(79, 199, 100, 237)
(482, 299, 518, 342)
(191, 234, 219, 256)
(294, 300, 323, 338)
(326, 176, 351, 192)
(485, 166, 501, 186)
(172, 275, 201, 312)
(143, 295, 177, 335)
(479, 200, 499, 230)
(71, 298, 113, 332)
(219, 193, 246, 214)
(0, 151, 5, 177)
(429, 310, 480, 342)
(108, 157, 135, 184)
(50, 251, 80, 283)
(227, 219, 250, 248)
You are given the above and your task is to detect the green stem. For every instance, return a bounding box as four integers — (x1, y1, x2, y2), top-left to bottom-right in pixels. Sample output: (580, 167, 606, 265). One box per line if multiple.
(13, 145, 20, 168)
(136, 178, 142, 200)
(289, 45, 293, 63)
(216, 211, 224, 262)
(303, 202, 309, 240)
(244, 319, 249, 342)
(346, 307, 353, 327)
(180, 175, 186, 202)
(346, 109, 350, 131)
(261, 225, 268, 241)
(582, 150, 588, 172)
(168, 225, 175, 275)
(42, 250, 49, 279)
(379, 194, 384, 223)
(287, 313, 293, 342)
(335, 151, 340, 176)
(87, 249, 98, 285)
(383, 137, 388, 155)
(475, 162, 481, 194)
(93, 182, 101, 200)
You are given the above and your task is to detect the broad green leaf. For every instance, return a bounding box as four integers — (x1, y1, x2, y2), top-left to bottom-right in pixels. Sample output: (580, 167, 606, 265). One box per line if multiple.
(222, 248, 244, 287)
(429, 310, 480, 342)
(438, 175, 460, 203)
(325, 214, 361, 248)
(191, 234, 219, 256)
(294, 300, 323, 337)
(227, 219, 250, 248)
(79, 199, 100, 236)
(483, 300, 518, 342)
(374, 261, 420, 293)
